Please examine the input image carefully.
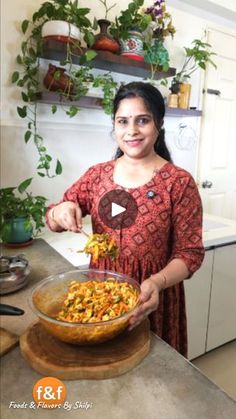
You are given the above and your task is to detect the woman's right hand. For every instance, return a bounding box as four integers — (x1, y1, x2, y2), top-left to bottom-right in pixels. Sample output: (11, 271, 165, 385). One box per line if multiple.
(48, 201, 83, 233)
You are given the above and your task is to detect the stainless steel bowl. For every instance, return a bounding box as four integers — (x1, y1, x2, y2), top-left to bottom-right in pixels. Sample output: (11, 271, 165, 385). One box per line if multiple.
(0, 255, 30, 295)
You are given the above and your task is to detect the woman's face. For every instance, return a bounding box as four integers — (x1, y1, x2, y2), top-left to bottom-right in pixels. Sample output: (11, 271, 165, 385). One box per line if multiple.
(114, 96, 159, 160)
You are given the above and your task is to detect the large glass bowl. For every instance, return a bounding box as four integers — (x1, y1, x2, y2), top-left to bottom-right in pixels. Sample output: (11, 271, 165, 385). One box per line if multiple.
(29, 269, 140, 345)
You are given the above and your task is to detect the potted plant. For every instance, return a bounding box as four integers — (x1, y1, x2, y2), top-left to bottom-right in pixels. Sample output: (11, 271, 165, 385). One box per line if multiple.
(110, 0, 152, 60)
(142, 0, 176, 75)
(91, 0, 119, 54)
(0, 178, 47, 245)
(11, 0, 97, 179)
(170, 39, 217, 108)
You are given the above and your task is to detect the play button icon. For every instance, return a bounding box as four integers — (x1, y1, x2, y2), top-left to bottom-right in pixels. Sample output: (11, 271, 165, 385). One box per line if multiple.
(98, 189, 138, 230)
(111, 202, 126, 217)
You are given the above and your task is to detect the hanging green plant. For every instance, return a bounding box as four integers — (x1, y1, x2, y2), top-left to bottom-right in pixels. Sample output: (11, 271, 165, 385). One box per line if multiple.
(92, 73, 118, 114)
(11, 0, 96, 178)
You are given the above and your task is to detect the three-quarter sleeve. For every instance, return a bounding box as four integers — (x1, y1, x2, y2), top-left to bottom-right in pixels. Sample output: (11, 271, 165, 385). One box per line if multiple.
(62, 166, 96, 217)
(169, 172, 205, 276)
(46, 166, 96, 230)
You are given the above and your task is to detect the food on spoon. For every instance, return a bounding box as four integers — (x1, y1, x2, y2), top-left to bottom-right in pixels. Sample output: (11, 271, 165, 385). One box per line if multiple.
(79, 233, 119, 263)
(57, 279, 139, 323)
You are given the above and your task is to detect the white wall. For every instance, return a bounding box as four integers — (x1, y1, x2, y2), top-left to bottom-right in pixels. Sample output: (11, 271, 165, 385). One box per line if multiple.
(1, 0, 236, 203)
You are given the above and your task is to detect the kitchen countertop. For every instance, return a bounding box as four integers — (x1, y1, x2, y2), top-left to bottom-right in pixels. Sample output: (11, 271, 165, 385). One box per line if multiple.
(39, 213, 236, 267)
(0, 239, 236, 419)
(202, 213, 236, 248)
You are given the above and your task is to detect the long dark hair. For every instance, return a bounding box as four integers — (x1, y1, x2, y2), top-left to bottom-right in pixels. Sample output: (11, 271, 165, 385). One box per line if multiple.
(113, 82, 172, 162)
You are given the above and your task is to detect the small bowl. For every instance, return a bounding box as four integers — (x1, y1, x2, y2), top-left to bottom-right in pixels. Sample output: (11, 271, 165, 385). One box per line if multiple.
(29, 269, 140, 345)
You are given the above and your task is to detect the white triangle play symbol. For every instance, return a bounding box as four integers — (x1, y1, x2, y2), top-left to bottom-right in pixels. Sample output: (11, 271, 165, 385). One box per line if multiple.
(111, 202, 126, 217)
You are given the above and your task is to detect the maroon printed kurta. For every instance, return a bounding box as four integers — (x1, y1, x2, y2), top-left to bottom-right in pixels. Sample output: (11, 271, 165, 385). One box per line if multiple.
(56, 161, 205, 357)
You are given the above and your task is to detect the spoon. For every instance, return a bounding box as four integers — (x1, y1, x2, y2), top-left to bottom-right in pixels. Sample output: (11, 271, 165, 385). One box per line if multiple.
(81, 229, 90, 238)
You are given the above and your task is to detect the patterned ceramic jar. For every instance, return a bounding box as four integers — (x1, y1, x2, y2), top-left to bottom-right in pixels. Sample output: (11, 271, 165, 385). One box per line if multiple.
(119, 30, 144, 61)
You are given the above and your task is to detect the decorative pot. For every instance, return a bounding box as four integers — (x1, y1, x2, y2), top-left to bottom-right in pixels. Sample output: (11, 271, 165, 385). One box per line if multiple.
(170, 81, 181, 94)
(42, 20, 81, 44)
(44, 64, 73, 94)
(168, 94, 178, 108)
(3, 216, 32, 244)
(178, 83, 191, 109)
(119, 30, 144, 61)
(93, 19, 119, 54)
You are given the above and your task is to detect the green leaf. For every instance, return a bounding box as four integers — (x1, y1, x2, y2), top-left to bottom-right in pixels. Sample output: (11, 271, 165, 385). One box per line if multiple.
(37, 172, 45, 177)
(76, 7, 91, 16)
(18, 178, 32, 194)
(17, 106, 27, 118)
(66, 106, 78, 118)
(85, 49, 97, 62)
(55, 160, 62, 175)
(16, 55, 23, 65)
(80, 50, 97, 65)
(17, 79, 24, 87)
(24, 130, 32, 143)
(12, 71, 19, 83)
(51, 104, 57, 114)
(53, 70, 62, 81)
(39, 146, 46, 152)
(84, 32, 95, 48)
(59, 59, 69, 66)
(45, 154, 52, 162)
(21, 92, 29, 102)
(21, 19, 29, 34)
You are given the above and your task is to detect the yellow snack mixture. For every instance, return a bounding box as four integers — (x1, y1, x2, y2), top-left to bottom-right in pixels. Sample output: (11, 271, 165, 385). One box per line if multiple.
(57, 279, 139, 323)
(79, 234, 119, 263)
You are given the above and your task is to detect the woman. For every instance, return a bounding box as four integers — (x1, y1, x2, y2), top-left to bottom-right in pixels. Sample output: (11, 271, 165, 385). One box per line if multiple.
(47, 82, 205, 357)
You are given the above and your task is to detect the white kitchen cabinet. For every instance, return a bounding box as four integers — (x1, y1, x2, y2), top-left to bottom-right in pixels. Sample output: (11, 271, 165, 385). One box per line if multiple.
(184, 250, 213, 360)
(206, 243, 236, 351)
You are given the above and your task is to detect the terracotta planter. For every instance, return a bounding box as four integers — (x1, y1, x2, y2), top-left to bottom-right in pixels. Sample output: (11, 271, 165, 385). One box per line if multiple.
(93, 19, 119, 54)
(178, 83, 191, 109)
(42, 20, 81, 44)
(44, 64, 73, 94)
(119, 30, 144, 61)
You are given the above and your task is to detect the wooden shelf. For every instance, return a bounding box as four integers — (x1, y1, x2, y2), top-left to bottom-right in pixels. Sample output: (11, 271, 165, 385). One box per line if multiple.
(36, 91, 202, 117)
(36, 91, 103, 109)
(165, 107, 202, 117)
(41, 39, 176, 80)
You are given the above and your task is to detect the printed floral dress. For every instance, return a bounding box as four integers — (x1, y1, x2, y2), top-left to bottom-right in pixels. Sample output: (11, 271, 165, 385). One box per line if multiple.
(55, 160, 205, 357)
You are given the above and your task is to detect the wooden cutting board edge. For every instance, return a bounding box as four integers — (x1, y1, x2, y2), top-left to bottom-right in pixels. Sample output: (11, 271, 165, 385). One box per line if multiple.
(20, 320, 151, 380)
(0, 327, 19, 357)
(20, 334, 150, 380)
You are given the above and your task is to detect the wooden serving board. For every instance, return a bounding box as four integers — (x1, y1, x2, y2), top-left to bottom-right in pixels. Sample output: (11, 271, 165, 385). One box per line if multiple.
(20, 319, 150, 380)
(0, 327, 19, 357)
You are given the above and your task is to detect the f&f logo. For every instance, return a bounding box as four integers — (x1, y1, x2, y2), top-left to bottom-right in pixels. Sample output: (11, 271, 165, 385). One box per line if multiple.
(33, 377, 66, 408)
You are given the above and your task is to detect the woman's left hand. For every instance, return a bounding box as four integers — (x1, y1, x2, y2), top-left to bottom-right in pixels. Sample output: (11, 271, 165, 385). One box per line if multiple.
(128, 278, 159, 330)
